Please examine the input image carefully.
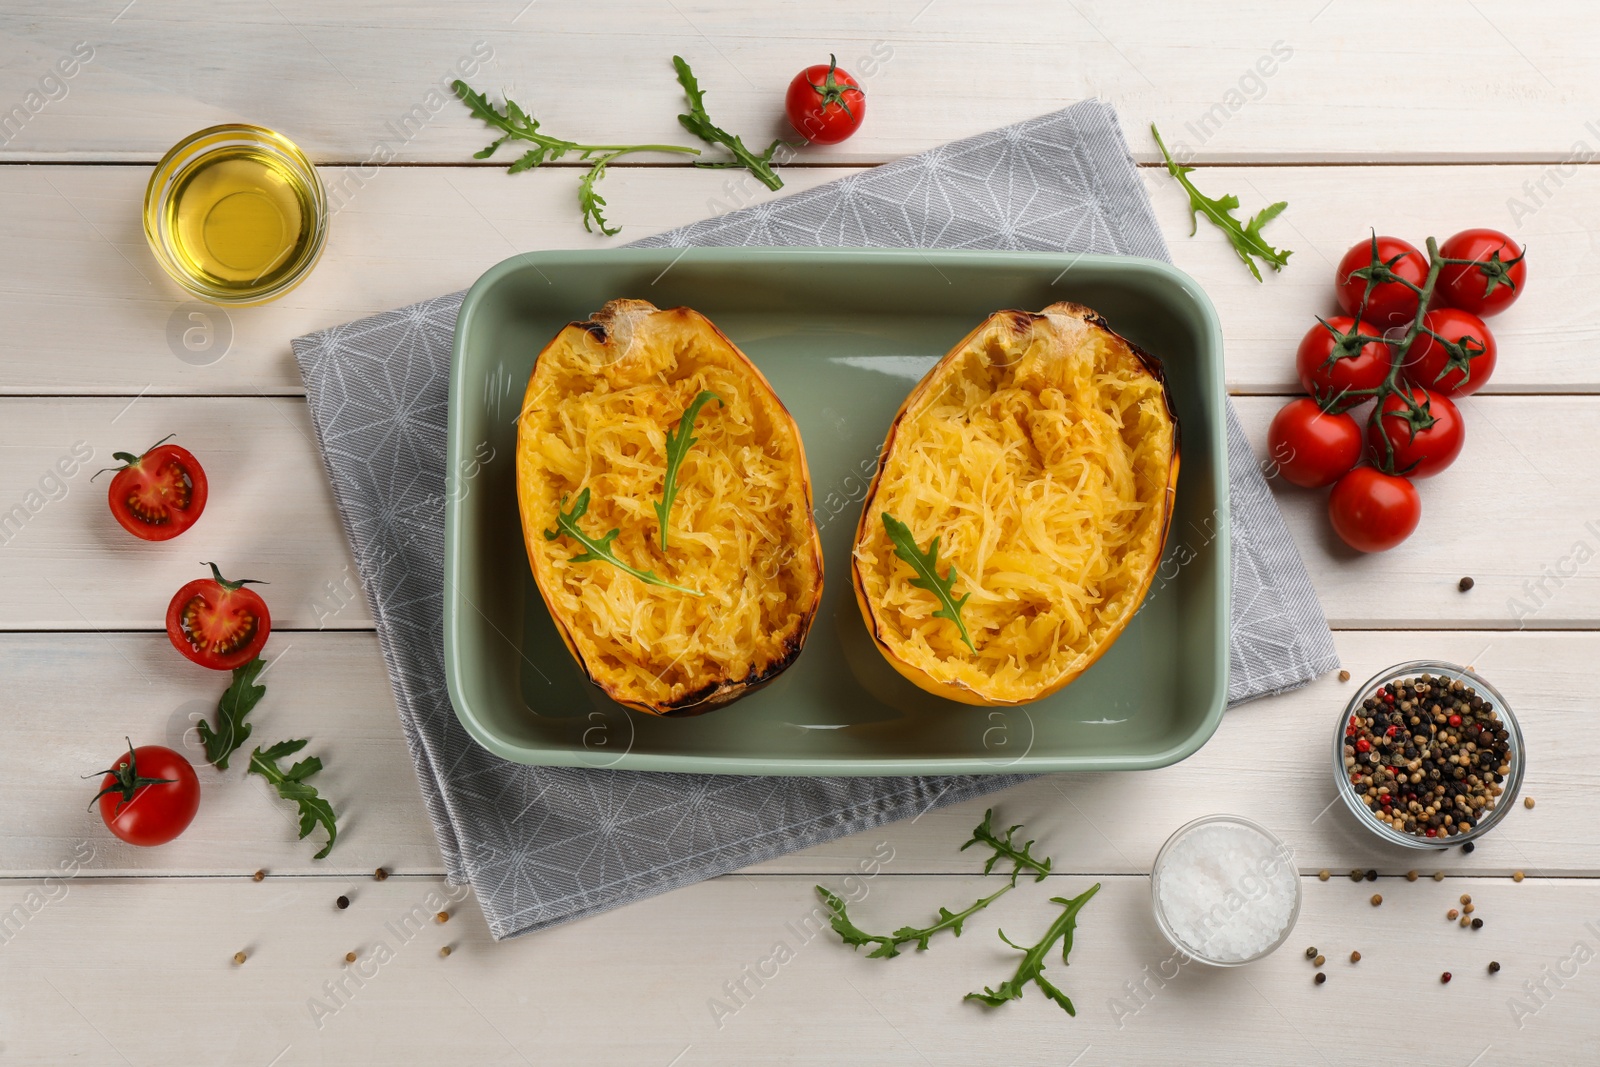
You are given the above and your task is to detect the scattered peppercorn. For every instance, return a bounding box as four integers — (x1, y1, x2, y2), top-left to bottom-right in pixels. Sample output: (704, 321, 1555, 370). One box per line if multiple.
(1314, 972, 1326, 985)
(1448, 909, 1459, 920)
(1349, 869, 1363, 882)
(1463, 842, 1475, 854)
(435, 911, 449, 924)
(1370, 893, 1383, 906)
(1472, 918, 1484, 930)
(1339, 670, 1351, 682)
(439, 945, 453, 958)
(374, 867, 390, 881)
(1305, 946, 1318, 959)
(252, 869, 265, 882)
(1406, 870, 1419, 882)
(1434, 872, 1446, 882)
(1460, 893, 1472, 905)
(1318, 869, 1330, 881)
(1460, 915, 1472, 927)
(345, 951, 357, 963)
(1524, 797, 1535, 809)
(233, 951, 247, 965)
(1441, 971, 1452, 984)
(1458, 577, 1474, 592)
(1365, 869, 1378, 882)
(1314, 954, 1325, 967)
(1488, 961, 1501, 974)
(1513, 871, 1525, 882)
(1349, 951, 1361, 963)
(336, 895, 350, 910)
(1464, 903, 1475, 915)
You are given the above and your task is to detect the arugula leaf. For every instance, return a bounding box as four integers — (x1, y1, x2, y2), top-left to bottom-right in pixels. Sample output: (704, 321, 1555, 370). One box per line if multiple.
(961, 808, 1053, 883)
(452, 79, 700, 235)
(1150, 123, 1291, 282)
(197, 656, 266, 771)
(247, 739, 337, 860)
(546, 488, 704, 596)
(672, 56, 786, 191)
(654, 391, 721, 551)
(965, 883, 1101, 1015)
(816, 882, 1014, 960)
(881, 513, 976, 653)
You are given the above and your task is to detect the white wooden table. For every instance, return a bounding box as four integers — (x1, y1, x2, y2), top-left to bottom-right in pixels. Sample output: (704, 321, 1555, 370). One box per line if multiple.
(3, 3, 1597, 1063)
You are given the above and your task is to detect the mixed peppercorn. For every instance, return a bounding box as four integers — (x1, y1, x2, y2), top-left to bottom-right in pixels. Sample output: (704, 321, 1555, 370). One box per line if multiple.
(1343, 673, 1512, 841)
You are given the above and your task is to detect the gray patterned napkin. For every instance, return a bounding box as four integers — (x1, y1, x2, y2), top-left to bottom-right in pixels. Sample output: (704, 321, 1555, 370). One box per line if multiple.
(293, 99, 1337, 939)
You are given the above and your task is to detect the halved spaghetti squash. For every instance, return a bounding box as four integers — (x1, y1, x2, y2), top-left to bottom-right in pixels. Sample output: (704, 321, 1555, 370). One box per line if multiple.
(516, 299, 823, 716)
(851, 302, 1178, 706)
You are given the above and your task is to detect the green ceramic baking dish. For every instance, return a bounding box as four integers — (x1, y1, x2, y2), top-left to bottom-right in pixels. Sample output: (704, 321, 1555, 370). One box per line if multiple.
(443, 247, 1228, 774)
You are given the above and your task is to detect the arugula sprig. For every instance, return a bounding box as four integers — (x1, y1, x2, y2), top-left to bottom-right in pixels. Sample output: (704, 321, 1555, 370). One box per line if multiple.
(547, 488, 704, 596)
(654, 390, 721, 551)
(816, 882, 1014, 960)
(1150, 123, 1291, 282)
(961, 809, 1053, 882)
(452, 80, 701, 235)
(965, 883, 1101, 1015)
(247, 739, 337, 859)
(672, 56, 786, 191)
(197, 656, 266, 770)
(882, 513, 977, 653)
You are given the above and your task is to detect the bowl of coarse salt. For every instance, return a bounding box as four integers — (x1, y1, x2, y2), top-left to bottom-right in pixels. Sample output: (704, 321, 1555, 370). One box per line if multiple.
(1151, 814, 1301, 966)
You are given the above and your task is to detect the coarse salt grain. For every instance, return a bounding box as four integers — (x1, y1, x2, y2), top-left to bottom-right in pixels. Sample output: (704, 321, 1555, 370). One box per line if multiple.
(1156, 821, 1298, 963)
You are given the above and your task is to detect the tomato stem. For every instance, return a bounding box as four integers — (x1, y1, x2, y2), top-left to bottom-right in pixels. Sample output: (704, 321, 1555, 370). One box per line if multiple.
(85, 738, 176, 813)
(201, 561, 268, 591)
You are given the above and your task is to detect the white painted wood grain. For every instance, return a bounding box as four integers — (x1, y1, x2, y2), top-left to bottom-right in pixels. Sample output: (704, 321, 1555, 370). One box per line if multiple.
(0, 163, 1591, 395)
(0, 872, 1590, 1065)
(1, 395, 1594, 629)
(0, 2, 1594, 164)
(3, 630, 1588, 878)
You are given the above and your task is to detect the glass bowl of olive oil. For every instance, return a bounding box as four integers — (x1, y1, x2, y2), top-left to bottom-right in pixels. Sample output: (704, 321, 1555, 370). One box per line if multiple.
(143, 124, 328, 305)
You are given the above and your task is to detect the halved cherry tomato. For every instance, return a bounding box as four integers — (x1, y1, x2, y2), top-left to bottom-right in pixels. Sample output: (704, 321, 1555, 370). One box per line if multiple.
(1437, 228, 1526, 317)
(1329, 467, 1420, 553)
(1403, 307, 1497, 397)
(1335, 235, 1428, 328)
(101, 436, 208, 541)
(1295, 316, 1390, 403)
(784, 55, 866, 145)
(1367, 385, 1465, 479)
(89, 740, 200, 847)
(1268, 398, 1364, 488)
(166, 563, 271, 670)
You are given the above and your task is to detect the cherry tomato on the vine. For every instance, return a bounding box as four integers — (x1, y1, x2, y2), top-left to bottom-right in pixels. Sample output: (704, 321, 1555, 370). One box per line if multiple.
(89, 741, 200, 847)
(1436, 228, 1526, 317)
(1268, 398, 1364, 488)
(1295, 316, 1390, 402)
(101, 436, 208, 541)
(166, 563, 271, 670)
(1335, 235, 1428, 328)
(1403, 307, 1497, 397)
(1328, 467, 1421, 553)
(784, 55, 866, 144)
(1367, 385, 1465, 479)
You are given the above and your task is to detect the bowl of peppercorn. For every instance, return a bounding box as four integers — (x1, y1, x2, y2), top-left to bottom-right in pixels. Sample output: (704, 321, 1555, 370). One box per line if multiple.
(1333, 661, 1524, 850)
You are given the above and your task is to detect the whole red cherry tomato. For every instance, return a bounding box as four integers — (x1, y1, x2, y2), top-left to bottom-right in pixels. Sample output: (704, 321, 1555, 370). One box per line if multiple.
(1403, 307, 1497, 396)
(166, 563, 271, 670)
(1268, 398, 1364, 488)
(1367, 386, 1465, 478)
(784, 55, 866, 144)
(1335, 235, 1429, 328)
(89, 740, 200, 847)
(1328, 467, 1421, 553)
(1295, 316, 1390, 403)
(101, 436, 208, 541)
(1437, 228, 1526, 317)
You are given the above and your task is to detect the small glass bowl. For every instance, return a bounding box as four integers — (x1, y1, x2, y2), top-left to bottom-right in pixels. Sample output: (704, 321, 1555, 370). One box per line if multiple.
(1333, 660, 1524, 850)
(143, 124, 328, 306)
(1150, 814, 1302, 967)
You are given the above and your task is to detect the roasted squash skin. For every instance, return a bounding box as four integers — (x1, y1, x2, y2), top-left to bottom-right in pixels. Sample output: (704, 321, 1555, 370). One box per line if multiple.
(516, 299, 824, 716)
(851, 301, 1179, 707)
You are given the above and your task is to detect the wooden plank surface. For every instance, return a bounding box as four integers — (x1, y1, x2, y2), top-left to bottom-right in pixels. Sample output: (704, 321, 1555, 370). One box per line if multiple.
(0, 1, 1593, 164)
(0, 872, 1588, 1066)
(2, 629, 1583, 878)
(0, 163, 1591, 396)
(2, 395, 1594, 630)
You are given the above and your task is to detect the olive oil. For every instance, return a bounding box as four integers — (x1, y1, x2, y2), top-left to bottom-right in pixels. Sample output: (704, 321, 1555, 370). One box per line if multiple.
(144, 125, 327, 305)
